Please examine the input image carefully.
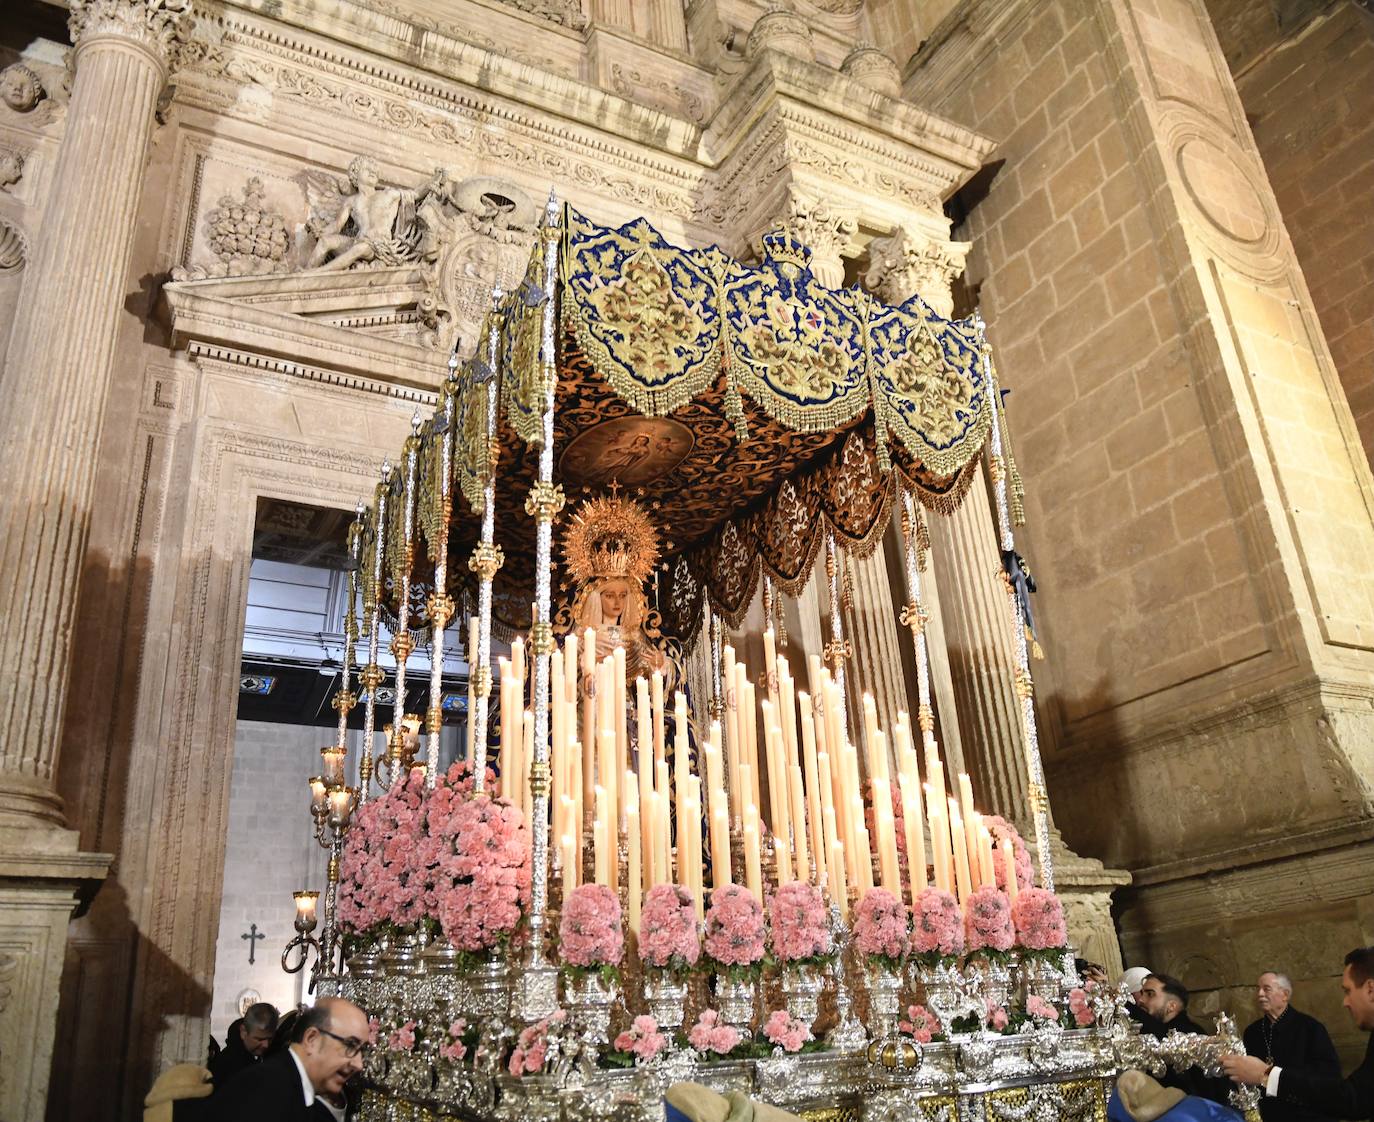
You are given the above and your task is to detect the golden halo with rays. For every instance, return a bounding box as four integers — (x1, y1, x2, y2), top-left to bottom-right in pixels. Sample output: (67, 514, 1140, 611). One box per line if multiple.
(562, 492, 660, 588)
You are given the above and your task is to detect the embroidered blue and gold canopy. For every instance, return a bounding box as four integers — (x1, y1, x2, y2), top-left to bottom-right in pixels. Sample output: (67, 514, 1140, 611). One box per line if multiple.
(560, 205, 991, 479)
(385, 206, 1009, 636)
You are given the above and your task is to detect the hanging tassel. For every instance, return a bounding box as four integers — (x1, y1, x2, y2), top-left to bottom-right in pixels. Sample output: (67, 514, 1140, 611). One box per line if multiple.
(915, 505, 931, 572)
(1026, 623, 1045, 661)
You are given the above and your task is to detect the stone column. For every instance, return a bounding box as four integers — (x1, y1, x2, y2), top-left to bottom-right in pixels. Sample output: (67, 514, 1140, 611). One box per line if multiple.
(929, 470, 1129, 972)
(840, 540, 913, 759)
(0, 1, 187, 1115)
(634, 0, 688, 51)
(0, 0, 190, 835)
(927, 471, 1034, 820)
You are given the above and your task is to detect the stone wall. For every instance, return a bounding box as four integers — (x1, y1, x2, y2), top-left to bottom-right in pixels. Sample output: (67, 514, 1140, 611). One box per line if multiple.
(209, 721, 332, 1042)
(1236, 3, 1374, 463)
(907, 0, 1374, 1067)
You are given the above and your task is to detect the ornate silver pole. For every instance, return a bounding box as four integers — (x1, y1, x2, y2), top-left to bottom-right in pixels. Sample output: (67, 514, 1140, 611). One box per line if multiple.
(897, 491, 937, 752)
(514, 192, 564, 1022)
(823, 532, 853, 739)
(468, 295, 505, 796)
(426, 352, 461, 788)
(978, 316, 1054, 891)
(358, 462, 391, 805)
(385, 414, 423, 785)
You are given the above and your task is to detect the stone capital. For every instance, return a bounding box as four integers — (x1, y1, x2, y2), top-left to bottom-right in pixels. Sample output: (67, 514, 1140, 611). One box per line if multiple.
(864, 226, 971, 316)
(67, 0, 195, 72)
(754, 189, 859, 289)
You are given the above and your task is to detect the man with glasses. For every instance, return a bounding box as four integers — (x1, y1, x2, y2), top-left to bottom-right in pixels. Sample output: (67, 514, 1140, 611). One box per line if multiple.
(209, 996, 370, 1121)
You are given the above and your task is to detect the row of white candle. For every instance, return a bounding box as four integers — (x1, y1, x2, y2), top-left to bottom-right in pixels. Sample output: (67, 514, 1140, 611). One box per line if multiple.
(492, 627, 1026, 932)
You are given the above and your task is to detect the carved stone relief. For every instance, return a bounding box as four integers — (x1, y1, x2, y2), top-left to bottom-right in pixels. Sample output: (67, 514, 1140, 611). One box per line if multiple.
(0, 149, 22, 192)
(0, 64, 45, 112)
(67, 0, 196, 70)
(170, 177, 289, 280)
(746, 9, 817, 62)
(840, 44, 901, 98)
(754, 188, 859, 288)
(864, 226, 971, 317)
(0, 220, 26, 274)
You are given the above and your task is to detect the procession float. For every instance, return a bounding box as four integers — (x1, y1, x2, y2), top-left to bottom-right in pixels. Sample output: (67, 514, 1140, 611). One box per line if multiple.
(280, 195, 1262, 1122)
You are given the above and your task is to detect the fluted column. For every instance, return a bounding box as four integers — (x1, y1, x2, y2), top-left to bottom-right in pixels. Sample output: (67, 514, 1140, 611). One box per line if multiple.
(633, 0, 688, 51)
(840, 538, 911, 765)
(927, 469, 1033, 822)
(0, 0, 191, 837)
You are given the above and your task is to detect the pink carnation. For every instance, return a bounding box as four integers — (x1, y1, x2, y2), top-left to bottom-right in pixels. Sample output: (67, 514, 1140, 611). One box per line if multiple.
(1011, 887, 1067, 950)
(768, 882, 832, 963)
(387, 1019, 417, 1052)
(639, 885, 700, 970)
(424, 783, 531, 955)
(911, 888, 964, 957)
(687, 1009, 741, 1055)
(1026, 995, 1058, 1022)
(1067, 987, 1095, 1027)
(614, 1014, 670, 1061)
(899, 1003, 941, 1044)
(983, 815, 1034, 893)
(853, 888, 909, 962)
(702, 885, 766, 968)
(986, 1001, 1009, 1031)
(508, 1011, 565, 1076)
(337, 769, 429, 934)
(559, 883, 624, 969)
(367, 1017, 380, 1046)
(963, 886, 1015, 952)
(762, 1009, 810, 1053)
(441, 1016, 469, 1063)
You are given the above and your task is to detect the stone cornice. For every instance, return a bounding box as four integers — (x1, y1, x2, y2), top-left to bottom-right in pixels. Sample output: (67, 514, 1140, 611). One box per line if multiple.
(188, 342, 439, 405)
(164, 271, 443, 390)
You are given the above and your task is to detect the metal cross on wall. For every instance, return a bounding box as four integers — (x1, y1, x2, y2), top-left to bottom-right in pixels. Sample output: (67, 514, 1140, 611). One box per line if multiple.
(242, 923, 265, 965)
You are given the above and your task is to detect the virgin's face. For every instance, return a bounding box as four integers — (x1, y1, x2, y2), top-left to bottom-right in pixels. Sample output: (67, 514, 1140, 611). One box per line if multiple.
(599, 584, 628, 622)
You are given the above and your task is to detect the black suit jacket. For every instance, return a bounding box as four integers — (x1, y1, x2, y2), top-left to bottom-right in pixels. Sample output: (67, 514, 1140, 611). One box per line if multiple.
(1244, 1009, 1342, 1122)
(207, 1050, 313, 1122)
(1278, 1034, 1374, 1120)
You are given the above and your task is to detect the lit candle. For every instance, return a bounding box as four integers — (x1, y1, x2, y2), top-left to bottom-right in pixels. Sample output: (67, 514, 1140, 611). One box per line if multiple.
(598, 726, 618, 890)
(829, 836, 849, 920)
(651, 670, 666, 771)
(1001, 838, 1019, 905)
(899, 770, 927, 901)
(958, 774, 979, 889)
(788, 763, 810, 883)
(520, 708, 534, 825)
(561, 832, 577, 899)
(979, 823, 997, 895)
(656, 759, 671, 886)
(637, 678, 654, 881)
(309, 776, 328, 814)
(673, 691, 689, 886)
(763, 627, 779, 708)
(722, 644, 740, 820)
(854, 820, 875, 893)
(686, 774, 704, 916)
(798, 691, 826, 881)
(594, 784, 609, 885)
(743, 799, 763, 901)
(510, 636, 525, 688)
(581, 629, 596, 807)
(613, 647, 628, 823)
(949, 799, 973, 904)
(626, 774, 641, 934)
(293, 890, 320, 933)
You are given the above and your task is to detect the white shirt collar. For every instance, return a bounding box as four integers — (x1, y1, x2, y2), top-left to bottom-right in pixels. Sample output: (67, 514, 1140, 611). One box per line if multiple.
(287, 1046, 316, 1107)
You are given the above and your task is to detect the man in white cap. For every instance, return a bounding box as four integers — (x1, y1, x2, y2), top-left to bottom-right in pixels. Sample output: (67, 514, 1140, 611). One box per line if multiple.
(1122, 967, 1152, 1002)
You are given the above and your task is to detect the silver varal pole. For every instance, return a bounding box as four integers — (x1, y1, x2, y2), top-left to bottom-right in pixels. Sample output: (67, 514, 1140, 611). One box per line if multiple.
(515, 191, 564, 1022)
(898, 490, 938, 752)
(387, 414, 422, 785)
(979, 315, 1054, 891)
(468, 296, 505, 795)
(358, 464, 391, 804)
(426, 351, 460, 787)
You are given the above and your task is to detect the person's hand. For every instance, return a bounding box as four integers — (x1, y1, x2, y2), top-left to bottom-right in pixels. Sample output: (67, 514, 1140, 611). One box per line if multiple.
(1221, 1054, 1270, 1085)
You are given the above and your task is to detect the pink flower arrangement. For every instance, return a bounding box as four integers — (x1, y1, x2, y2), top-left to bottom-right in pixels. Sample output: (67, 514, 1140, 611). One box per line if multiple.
(1011, 887, 1067, 951)
(1067, 987, 1095, 1027)
(1025, 995, 1058, 1022)
(702, 885, 767, 973)
(899, 1003, 941, 1043)
(687, 1009, 742, 1055)
(762, 1009, 811, 1052)
(440, 1018, 469, 1063)
(388, 1019, 417, 1052)
(337, 769, 429, 935)
(853, 888, 909, 964)
(768, 882, 832, 964)
(614, 1014, 670, 1062)
(985, 1001, 1009, 1032)
(367, 1017, 380, 1047)
(911, 888, 965, 959)
(508, 1010, 566, 1076)
(963, 886, 1015, 953)
(639, 885, 700, 972)
(422, 776, 531, 957)
(984, 815, 1033, 893)
(559, 883, 624, 971)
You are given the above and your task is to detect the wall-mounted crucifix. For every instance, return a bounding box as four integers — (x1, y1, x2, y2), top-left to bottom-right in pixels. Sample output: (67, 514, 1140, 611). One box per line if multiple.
(242, 923, 265, 965)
